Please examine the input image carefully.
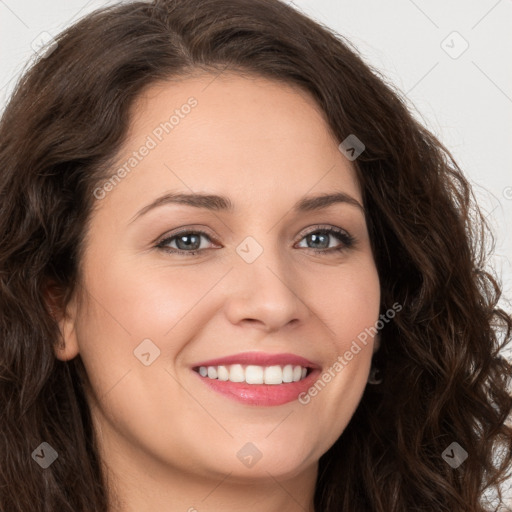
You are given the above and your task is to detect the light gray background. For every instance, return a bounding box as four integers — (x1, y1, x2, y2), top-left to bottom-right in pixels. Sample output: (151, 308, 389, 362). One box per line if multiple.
(0, 1, 511, 324)
(0, 0, 511, 503)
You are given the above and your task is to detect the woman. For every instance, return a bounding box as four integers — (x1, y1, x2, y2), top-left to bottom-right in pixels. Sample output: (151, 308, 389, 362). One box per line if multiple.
(1, 0, 511, 510)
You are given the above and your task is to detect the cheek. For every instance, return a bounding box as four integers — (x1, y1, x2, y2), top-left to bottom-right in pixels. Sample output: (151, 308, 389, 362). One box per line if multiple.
(71, 260, 206, 455)
(73, 251, 251, 437)
(71, 256, 205, 401)
(309, 256, 381, 343)
(78, 256, 206, 341)
(295, 256, 380, 442)
(327, 257, 380, 376)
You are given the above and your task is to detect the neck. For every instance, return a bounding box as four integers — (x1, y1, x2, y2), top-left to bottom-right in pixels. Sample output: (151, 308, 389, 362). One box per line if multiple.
(104, 452, 318, 512)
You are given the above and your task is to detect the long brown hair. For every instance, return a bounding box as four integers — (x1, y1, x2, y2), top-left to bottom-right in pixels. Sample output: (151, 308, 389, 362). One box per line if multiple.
(1, 0, 511, 510)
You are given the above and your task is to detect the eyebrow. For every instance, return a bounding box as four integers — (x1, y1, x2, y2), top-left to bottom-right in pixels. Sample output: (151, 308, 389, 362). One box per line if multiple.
(128, 190, 364, 224)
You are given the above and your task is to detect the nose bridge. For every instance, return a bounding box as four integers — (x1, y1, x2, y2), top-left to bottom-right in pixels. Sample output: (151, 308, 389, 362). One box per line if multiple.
(224, 232, 306, 330)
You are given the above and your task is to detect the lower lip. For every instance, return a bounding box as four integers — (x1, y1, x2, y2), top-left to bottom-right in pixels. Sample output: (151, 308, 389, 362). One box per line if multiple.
(192, 369, 320, 406)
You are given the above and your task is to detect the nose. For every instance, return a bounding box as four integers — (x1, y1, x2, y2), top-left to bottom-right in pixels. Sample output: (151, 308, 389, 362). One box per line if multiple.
(223, 241, 310, 333)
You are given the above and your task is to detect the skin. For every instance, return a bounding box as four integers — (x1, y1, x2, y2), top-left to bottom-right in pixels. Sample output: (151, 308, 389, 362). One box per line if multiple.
(51, 72, 381, 512)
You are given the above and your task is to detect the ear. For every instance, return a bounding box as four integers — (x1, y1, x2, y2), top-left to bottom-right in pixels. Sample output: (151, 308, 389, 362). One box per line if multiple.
(44, 280, 80, 361)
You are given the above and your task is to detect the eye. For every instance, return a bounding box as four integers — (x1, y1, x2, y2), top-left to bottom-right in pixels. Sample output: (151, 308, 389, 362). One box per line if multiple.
(294, 225, 355, 254)
(155, 225, 355, 257)
(156, 229, 216, 256)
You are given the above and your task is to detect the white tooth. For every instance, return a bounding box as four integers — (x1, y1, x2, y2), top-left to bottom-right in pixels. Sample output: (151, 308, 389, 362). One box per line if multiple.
(282, 364, 294, 383)
(200, 363, 307, 384)
(245, 365, 264, 384)
(292, 365, 302, 382)
(264, 365, 284, 385)
(217, 365, 229, 381)
(228, 364, 245, 382)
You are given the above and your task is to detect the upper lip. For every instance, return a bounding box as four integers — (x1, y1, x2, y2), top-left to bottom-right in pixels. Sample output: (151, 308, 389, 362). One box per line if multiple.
(192, 351, 321, 370)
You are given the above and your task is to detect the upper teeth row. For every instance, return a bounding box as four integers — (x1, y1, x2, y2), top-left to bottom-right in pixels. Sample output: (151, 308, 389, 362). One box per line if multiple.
(198, 364, 308, 385)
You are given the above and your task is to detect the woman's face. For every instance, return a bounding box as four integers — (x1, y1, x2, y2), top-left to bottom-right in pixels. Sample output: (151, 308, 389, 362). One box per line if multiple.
(55, 73, 380, 484)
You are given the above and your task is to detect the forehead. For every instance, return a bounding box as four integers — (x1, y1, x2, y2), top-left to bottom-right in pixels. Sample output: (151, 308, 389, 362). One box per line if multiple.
(96, 72, 362, 218)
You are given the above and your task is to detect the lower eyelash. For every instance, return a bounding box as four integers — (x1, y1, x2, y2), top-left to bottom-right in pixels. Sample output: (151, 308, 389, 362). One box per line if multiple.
(156, 228, 355, 256)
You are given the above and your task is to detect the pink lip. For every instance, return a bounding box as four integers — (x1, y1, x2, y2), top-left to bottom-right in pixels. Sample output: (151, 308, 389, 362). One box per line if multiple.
(191, 351, 321, 370)
(192, 367, 321, 406)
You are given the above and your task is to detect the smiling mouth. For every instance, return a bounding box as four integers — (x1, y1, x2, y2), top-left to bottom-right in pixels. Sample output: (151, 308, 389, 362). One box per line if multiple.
(193, 363, 312, 385)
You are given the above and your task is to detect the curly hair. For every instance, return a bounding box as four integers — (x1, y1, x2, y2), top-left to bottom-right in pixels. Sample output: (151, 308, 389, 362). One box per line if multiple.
(0, 0, 511, 510)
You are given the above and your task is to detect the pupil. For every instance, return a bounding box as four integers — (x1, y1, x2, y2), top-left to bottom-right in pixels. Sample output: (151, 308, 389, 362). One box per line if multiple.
(177, 234, 200, 250)
(310, 233, 328, 249)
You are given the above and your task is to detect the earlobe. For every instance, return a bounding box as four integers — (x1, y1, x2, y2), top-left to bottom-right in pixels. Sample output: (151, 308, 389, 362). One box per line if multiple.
(44, 280, 80, 361)
(373, 334, 381, 354)
(54, 314, 80, 361)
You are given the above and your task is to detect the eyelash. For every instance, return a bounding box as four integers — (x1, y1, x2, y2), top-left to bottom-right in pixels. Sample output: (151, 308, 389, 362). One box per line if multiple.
(155, 225, 355, 257)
